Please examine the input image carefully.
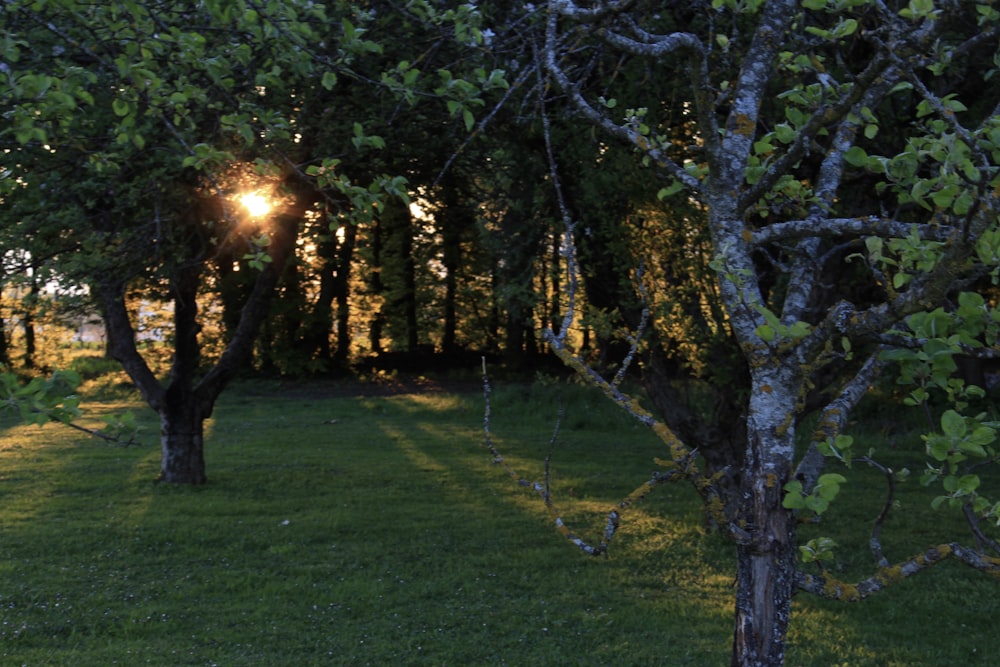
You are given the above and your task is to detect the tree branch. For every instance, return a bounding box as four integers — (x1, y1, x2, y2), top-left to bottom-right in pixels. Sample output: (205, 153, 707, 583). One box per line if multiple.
(793, 350, 887, 491)
(543, 0, 705, 195)
(751, 217, 955, 247)
(796, 543, 1000, 601)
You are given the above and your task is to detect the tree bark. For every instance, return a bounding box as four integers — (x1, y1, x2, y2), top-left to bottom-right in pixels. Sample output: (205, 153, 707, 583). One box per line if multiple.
(158, 391, 208, 484)
(730, 373, 798, 666)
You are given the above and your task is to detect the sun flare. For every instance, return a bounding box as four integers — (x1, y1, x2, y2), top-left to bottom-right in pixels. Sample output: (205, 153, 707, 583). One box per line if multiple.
(240, 192, 272, 217)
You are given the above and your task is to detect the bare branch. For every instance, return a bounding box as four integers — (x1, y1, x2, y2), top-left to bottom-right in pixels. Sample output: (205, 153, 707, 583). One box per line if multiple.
(963, 502, 1000, 556)
(794, 350, 887, 491)
(611, 265, 649, 390)
(598, 25, 703, 59)
(796, 543, 1000, 601)
(751, 217, 955, 247)
(543, 0, 705, 195)
(854, 455, 895, 568)
(549, 0, 636, 22)
(60, 419, 139, 446)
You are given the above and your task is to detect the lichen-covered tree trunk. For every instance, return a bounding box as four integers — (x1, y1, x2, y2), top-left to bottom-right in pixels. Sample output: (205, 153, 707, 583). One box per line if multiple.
(731, 380, 799, 666)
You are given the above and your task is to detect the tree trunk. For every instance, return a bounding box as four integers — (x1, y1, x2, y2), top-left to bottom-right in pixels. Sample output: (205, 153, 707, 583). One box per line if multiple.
(0, 314, 10, 368)
(380, 197, 419, 352)
(22, 274, 39, 369)
(731, 379, 798, 666)
(332, 221, 357, 367)
(158, 396, 208, 484)
(441, 224, 460, 356)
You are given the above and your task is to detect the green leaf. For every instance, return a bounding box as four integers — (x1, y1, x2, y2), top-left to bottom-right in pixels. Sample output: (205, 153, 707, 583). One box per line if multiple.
(112, 99, 131, 117)
(959, 439, 987, 457)
(756, 324, 776, 342)
(657, 181, 685, 200)
(782, 480, 805, 509)
(844, 146, 868, 167)
(774, 123, 797, 144)
(835, 18, 859, 37)
(805, 495, 830, 512)
(941, 409, 966, 438)
(787, 320, 812, 339)
(321, 71, 338, 90)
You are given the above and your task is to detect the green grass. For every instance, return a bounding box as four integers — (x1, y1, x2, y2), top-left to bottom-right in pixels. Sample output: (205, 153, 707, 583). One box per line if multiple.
(0, 378, 997, 665)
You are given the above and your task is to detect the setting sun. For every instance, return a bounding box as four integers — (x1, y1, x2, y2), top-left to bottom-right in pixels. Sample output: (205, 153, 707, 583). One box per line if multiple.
(240, 192, 272, 217)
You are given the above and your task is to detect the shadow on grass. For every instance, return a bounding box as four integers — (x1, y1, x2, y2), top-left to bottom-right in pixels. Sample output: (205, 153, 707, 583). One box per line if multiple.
(0, 382, 997, 665)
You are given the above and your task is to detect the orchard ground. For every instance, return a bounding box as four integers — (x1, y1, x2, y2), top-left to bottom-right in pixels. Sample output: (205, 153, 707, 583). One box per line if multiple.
(0, 363, 996, 666)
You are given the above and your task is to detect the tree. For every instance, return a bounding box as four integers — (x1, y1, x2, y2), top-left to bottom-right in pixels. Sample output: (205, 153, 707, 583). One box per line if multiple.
(1, 0, 503, 481)
(524, 1, 1000, 664)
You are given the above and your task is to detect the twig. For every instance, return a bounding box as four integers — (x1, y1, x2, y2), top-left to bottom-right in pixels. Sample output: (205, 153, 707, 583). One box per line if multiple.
(855, 455, 895, 568)
(60, 419, 138, 446)
(962, 502, 1000, 556)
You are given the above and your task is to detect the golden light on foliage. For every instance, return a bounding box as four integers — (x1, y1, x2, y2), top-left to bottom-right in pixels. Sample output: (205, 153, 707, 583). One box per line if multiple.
(240, 192, 272, 217)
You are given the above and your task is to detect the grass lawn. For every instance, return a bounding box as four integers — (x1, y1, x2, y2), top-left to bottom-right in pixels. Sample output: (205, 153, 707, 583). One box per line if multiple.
(0, 375, 997, 665)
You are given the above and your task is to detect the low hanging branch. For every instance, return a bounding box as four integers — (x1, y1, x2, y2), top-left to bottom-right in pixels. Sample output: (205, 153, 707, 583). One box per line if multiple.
(481, 358, 686, 556)
(796, 542, 1000, 602)
(0, 371, 141, 447)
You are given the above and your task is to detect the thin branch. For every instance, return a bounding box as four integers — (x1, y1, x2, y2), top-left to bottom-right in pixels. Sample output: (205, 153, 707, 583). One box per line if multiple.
(542, 399, 564, 506)
(481, 358, 691, 556)
(611, 264, 649, 390)
(796, 542, 1000, 601)
(854, 455, 895, 568)
(794, 349, 887, 491)
(962, 502, 1000, 556)
(549, 0, 636, 22)
(543, 0, 705, 195)
(60, 419, 138, 446)
(432, 59, 538, 187)
(539, 73, 579, 345)
(737, 55, 896, 214)
(751, 216, 955, 247)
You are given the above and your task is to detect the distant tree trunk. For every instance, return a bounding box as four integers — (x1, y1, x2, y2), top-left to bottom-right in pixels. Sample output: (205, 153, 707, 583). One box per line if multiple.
(440, 210, 462, 356)
(213, 244, 251, 342)
(303, 237, 338, 366)
(504, 308, 525, 369)
(332, 222, 357, 366)
(0, 314, 9, 368)
(367, 216, 385, 355)
(21, 310, 35, 369)
(380, 197, 419, 352)
(487, 269, 501, 354)
(22, 274, 39, 369)
(299, 219, 357, 369)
